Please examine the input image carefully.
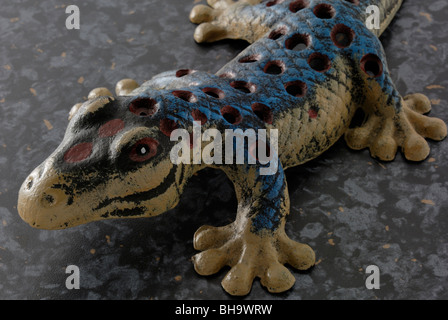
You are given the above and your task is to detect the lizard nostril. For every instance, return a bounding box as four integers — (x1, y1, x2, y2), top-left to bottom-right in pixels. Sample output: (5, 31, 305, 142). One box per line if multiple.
(26, 176, 34, 190)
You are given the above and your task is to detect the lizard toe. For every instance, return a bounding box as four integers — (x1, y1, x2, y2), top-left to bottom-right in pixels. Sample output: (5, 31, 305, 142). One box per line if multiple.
(192, 248, 228, 276)
(193, 22, 228, 43)
(403, 105, 447, 142)
(404, 93, 432, 114)
(193, 224, 232, 251)
(260, 262, 295, 293)
(402, 132, 430, 162)
(221, 263, 255, 296)
(280, 236, 316, 270)
(189, 5, 215, 24)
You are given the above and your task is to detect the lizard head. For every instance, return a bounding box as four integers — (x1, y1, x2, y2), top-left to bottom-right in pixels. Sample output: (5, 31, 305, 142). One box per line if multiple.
(18, 95, 187, 229)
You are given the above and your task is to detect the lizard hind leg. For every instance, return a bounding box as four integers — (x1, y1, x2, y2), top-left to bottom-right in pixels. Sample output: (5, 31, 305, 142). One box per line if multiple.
(345, 92, 447, 162)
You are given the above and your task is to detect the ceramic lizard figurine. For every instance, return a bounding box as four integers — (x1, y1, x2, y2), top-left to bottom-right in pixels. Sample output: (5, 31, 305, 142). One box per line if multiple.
(18, 0, 446, 296)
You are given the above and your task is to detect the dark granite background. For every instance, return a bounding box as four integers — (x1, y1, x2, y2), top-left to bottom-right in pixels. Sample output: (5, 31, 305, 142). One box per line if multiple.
(0, 0, 447, 300)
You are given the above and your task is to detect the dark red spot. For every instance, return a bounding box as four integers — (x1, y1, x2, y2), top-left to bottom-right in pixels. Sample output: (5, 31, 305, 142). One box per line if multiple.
(129, 97, 158, 117)
(239, 54, 261, 63)
(172, 90, 197, 103)
(263, 60, 286, 75)
(221, 106, 242, 125)
(268, 26, 288, 40)
(98, 119, 125, 138)
(191, 109, 208, 125)
(230, 81, 256, 94)
(331, 24, 355, 48)
(160, 118, 179, 137)
(344, 0, 360, 5)
(360, 54, 383, 77)
(285, 80, 308, 97)
(175, 69, 194, 78)
(285, 33, 311, 51)
(129, 138, 158, 162)
(266, 0, 284, 7)
(289, 0, 309, 13)
(64, 142, 93, 163)
(313, 3, 336, 19)
(308, 52, 331, 72)
(308, 108, 318, 119)
(202, 87, 225, 99)
(251, 103, 273, 124)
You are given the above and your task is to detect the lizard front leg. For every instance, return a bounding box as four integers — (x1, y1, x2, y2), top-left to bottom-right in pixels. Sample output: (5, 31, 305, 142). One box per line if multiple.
(192, 161, 315, 296)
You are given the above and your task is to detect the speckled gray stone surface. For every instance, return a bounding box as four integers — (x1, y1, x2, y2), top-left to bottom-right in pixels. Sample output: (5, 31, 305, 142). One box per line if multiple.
(0, 0, 447, 300)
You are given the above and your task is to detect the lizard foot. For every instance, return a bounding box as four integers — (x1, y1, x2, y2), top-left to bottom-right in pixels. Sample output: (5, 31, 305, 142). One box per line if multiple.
(190, 0, 264, 43)
(68, 79, 140, 120)
(345, 93, 447, 161)
(192, 224, 315, 296)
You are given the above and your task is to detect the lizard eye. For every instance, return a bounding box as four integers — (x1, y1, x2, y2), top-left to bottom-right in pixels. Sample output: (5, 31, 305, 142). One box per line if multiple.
(129, 138, 159, 162)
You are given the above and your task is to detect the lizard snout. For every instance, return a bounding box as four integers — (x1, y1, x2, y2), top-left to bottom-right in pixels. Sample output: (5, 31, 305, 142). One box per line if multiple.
(18, 163, 71, 229)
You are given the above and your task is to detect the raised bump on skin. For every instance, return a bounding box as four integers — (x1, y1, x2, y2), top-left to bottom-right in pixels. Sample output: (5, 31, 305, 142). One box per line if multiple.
(68, 103, 83, 120)
(88, 87, 113, 100)
(115, 79, 140, 96)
